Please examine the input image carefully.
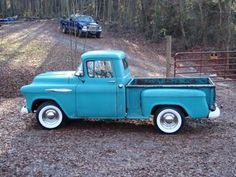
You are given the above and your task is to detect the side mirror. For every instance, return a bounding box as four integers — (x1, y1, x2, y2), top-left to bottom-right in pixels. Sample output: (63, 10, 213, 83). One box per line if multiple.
(76, 73, 83, 77)
(75, 72, 85, 83)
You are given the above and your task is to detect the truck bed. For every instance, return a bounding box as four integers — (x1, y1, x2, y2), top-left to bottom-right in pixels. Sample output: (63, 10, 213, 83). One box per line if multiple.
(126, 77, 215, 119)
(126, 77, 214, 87)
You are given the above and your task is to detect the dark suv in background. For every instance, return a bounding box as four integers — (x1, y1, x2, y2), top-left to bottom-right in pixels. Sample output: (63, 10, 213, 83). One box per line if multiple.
(60, 14, 102, 38)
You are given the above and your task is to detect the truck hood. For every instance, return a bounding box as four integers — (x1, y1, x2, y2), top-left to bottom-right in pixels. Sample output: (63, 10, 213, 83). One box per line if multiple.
(33, 71, 75, 84)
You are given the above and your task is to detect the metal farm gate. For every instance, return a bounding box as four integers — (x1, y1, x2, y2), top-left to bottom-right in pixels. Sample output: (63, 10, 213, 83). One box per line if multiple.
(173, 51, 236, 82)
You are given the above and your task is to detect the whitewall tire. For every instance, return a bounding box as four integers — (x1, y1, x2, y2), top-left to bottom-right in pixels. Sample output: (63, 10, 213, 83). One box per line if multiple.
(154, 107, 184, 134)
(36, 102, 65, 129)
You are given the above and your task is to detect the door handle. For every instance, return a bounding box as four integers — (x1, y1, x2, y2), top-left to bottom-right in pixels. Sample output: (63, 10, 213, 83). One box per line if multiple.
(118, 84, 124, 88)
(107, 80, 115, 83)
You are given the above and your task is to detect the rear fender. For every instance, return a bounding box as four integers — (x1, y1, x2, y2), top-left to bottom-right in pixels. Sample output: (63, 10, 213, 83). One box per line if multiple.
(141, 89, 209, 118)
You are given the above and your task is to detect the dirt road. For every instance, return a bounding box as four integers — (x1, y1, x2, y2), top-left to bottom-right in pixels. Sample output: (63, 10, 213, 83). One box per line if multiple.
(0, 21, 236, 176)
(0, 20, 166, 98)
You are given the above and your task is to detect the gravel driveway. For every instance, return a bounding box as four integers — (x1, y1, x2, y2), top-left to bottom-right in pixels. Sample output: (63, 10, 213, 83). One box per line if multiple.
(0, 21, 236, 177)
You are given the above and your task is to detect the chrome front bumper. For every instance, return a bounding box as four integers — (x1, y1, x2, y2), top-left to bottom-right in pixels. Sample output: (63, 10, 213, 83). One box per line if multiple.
(208, 106, 220, 119)
(82, 29, 102, 33)
(21, 105, 29, 115)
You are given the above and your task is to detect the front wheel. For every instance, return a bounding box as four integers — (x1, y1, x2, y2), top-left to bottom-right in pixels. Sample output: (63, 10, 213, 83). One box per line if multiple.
(78, 29, 84, 37)
(153, 107, 184, 134)
(96, 32, 101, 38)
(62, 25, 67, 34)
(36, 102, 65, 129)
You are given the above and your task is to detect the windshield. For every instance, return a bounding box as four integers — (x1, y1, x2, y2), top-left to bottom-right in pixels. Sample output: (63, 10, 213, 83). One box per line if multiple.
(77, 16, 95, 23)
(75, 63, 83, 76)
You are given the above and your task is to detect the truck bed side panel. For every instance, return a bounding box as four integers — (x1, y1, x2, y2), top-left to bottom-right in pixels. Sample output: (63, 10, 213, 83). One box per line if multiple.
(141, 89, 209, 118)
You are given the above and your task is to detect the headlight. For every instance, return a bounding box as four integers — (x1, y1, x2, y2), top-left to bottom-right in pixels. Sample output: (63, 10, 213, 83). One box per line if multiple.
(98, 26, 102, 30)
(82, 26, 87, 31)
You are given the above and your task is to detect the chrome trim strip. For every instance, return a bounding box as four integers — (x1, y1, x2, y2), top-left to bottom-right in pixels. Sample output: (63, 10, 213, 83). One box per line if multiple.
(107, 80, 116, 83)
(45, 88, 72, 93)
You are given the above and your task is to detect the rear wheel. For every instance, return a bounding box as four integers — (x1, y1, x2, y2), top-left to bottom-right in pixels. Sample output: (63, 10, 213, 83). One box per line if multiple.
(153, 107, 184, 134)
(36, 102, 65, 129)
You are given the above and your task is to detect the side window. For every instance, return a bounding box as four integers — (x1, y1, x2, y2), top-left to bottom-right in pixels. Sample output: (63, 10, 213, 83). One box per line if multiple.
(87, 60, 113, 78)
(122, 58, 129, 69)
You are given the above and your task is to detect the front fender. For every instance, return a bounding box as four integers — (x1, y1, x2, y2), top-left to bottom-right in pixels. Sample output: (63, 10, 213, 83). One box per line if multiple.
(21, 85, 77, 118)
(141, 89, 209, 118)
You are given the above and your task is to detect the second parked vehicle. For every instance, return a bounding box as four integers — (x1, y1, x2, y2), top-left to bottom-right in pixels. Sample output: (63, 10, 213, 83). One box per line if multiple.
(60, 14, 102, 38)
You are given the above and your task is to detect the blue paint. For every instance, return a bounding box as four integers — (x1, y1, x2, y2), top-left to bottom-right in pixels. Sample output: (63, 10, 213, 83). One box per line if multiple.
(21, 50, 217, 120)
(60, 14, 102, 37)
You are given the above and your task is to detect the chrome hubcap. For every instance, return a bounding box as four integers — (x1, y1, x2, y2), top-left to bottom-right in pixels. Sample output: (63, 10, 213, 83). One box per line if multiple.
(45, 110, 57, 119)
(160, 113, 178, 129)
(43, 109, 59, 123)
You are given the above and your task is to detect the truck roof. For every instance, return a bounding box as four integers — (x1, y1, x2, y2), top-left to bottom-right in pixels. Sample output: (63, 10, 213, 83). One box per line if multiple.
(81, 50, 126, 61)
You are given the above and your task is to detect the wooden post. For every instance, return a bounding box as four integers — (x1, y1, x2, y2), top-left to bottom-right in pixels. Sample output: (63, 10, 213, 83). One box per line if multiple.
(166, 35, 172, 77)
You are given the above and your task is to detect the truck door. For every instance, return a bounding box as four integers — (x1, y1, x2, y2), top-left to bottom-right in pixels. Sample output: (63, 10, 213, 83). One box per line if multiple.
(76, 60, 117, 118)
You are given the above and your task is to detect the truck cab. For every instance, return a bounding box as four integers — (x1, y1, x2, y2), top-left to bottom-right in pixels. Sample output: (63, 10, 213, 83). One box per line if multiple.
(74, 50, 131, 118)
(21, 50, 220, 134)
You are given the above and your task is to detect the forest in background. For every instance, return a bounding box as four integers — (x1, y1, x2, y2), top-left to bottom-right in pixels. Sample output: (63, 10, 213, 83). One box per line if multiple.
(0, 0, 236, 50)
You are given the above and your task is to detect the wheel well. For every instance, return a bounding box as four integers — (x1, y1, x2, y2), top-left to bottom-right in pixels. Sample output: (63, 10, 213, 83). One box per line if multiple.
(151, 105, 188, 117)
(32, 99, 58, 112)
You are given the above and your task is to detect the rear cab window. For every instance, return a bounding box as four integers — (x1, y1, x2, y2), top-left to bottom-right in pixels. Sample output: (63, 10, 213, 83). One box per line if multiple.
(122, 57, 129, 70)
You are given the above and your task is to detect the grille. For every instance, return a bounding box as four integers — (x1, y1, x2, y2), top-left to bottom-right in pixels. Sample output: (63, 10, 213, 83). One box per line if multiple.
(88, 26, 97, 31)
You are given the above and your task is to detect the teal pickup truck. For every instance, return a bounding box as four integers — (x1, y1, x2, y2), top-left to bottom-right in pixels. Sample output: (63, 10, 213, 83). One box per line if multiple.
(21, 50, 220, 134)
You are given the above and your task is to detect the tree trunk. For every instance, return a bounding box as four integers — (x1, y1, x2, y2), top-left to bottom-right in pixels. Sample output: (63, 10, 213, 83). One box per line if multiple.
(197, 1, 207, 48)
(141, 0, 155, 38)
(179, 0, 188, 49)
(112, 0, 118, 21)
(226, 0, 233, 73)
(217, 0, 224, 48)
